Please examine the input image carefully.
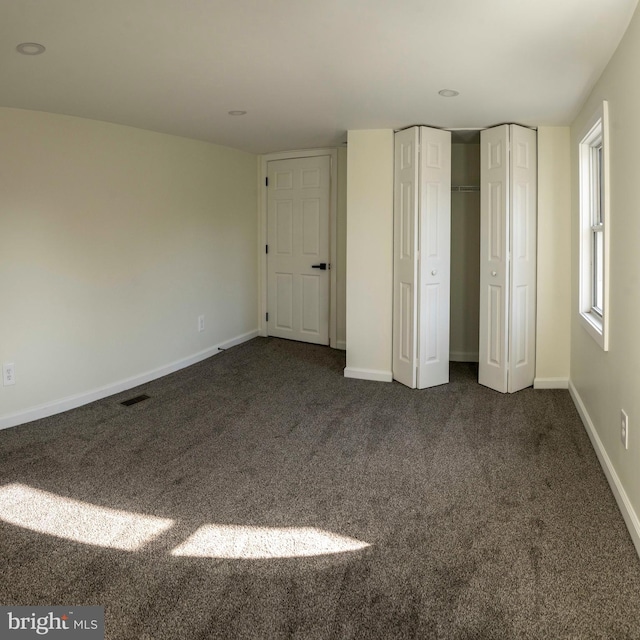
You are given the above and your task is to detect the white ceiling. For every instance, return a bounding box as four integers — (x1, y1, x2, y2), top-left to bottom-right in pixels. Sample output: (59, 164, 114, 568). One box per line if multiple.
(1, 0, 637, 154)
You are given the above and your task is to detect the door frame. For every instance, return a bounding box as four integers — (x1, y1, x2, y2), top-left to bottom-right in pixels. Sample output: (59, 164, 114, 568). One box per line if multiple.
(259, 148, 338, 348)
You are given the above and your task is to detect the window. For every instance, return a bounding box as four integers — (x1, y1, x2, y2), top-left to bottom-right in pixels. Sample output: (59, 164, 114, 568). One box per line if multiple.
(578, 101, 609, 350)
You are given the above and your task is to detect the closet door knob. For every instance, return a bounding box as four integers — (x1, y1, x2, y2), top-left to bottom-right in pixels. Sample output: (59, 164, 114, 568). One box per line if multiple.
(491, 270, 497, 277)
(431, 270, 437, 276)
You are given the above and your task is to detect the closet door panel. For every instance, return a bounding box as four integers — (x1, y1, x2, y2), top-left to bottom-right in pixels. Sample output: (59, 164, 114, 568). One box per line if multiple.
(393, 127, 419, 388)
(508, 125, 537, 392)
(417, 127, 451, 389)
(479, 125, 510, 393)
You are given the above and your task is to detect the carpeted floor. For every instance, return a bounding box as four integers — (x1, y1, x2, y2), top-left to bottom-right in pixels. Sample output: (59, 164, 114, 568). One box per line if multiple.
(1, 337, 639, 639)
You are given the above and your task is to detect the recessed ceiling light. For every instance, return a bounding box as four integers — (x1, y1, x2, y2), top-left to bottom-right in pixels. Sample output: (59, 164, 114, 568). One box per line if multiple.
(438, 89, 459, 98)
(228, 110, 247, 116)
(16, 42, 46, 55)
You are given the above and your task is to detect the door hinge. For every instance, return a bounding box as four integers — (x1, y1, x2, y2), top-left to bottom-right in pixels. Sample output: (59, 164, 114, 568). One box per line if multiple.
(266, 244, 269, 254)
(265, 312, 269, 322)
(265, 177, 269, 187)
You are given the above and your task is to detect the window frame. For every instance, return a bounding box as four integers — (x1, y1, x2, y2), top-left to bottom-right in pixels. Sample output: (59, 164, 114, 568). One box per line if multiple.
(578, 101, 610, 350)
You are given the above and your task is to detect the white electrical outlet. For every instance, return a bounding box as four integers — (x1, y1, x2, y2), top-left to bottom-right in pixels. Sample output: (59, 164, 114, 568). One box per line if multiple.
(621, 410, 629, 450)
(3, 363, 16, 386)
(198, 315, 205, 332)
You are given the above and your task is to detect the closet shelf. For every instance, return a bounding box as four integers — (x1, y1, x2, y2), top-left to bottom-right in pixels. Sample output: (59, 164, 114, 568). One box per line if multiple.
(451, 185, 480, 192)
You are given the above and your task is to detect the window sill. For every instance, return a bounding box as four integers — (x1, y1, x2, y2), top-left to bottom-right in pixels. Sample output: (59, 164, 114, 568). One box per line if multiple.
(580, 310, 607, 351)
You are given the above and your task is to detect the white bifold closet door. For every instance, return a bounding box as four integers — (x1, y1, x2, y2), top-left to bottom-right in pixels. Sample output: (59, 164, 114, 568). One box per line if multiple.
(393, 126, 451, 389)
(479, 124, 537, 393)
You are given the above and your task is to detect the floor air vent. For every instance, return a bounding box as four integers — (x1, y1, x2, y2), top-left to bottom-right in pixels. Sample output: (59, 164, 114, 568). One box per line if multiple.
(120, 394, 150, 407)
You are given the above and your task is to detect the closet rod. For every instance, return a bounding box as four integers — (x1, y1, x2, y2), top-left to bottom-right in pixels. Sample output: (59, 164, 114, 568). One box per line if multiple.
(451, 185, 480, 192)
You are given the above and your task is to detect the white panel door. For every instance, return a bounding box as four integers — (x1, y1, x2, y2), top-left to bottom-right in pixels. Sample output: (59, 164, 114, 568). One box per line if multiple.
(508, 125, 537, 392)
(267, 156, 330, 345)
(393, 127, 419, 388)
(479, 125, 510, 393)
(417, 127, 451, 389)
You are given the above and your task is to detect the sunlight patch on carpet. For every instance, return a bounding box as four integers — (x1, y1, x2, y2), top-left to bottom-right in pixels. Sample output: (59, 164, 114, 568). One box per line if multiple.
(0, 483, 174, 551)
(170, 524, 370, 559)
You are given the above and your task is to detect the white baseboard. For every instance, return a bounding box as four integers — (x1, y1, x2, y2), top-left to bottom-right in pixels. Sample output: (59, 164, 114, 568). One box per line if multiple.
(450, 351, 479, 362)
(534, 377, 569, 389)
(0, 329, 259, 431)
(335, 340, 347, 351)
(218, 330, 259, 351)
(569, 380, 640, 559)
(343, 367, 393, 382)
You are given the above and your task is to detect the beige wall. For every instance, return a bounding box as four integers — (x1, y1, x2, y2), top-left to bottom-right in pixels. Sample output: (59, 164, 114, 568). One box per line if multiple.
(570, 4, 640, 553)
(450, 143, 480, 361)
(0, 108, 258, 426)
(535, 127, 571, 386)
(344, 130, 394, 381)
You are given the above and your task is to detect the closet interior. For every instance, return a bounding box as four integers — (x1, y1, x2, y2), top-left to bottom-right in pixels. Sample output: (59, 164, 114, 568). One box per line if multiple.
(450, 131, 480, 364)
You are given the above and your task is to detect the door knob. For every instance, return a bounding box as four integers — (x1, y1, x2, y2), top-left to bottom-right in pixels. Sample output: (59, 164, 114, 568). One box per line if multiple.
(311, 263, 327, 270)
(491, 270, 497, 277)
(431, 270, 437, 276)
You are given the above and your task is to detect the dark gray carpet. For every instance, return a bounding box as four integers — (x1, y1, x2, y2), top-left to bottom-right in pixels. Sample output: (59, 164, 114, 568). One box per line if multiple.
(1, 337, 639, 639)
